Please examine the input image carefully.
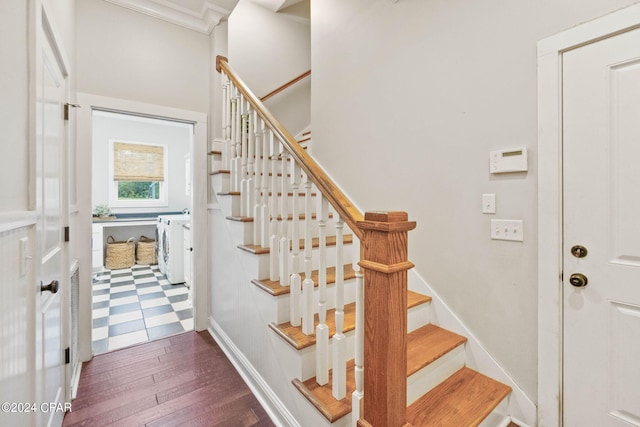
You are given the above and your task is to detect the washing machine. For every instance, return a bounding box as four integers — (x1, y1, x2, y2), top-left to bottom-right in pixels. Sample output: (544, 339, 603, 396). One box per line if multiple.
(157, 214, 190, 284)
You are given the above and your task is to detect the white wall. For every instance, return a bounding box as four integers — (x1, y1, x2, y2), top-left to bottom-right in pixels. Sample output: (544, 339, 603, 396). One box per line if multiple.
(91, 111, 191, 214)
(310, 0, 639, 400)
(228, 0, 310, 134)
(210, 21, 229, 143)
(76, 0, 210, 113)
(0, 1, 29, 211)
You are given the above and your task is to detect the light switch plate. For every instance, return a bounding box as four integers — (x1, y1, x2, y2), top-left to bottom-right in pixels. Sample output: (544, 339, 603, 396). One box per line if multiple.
(491, 219, 523, 241)
(482, 194, 496, 214)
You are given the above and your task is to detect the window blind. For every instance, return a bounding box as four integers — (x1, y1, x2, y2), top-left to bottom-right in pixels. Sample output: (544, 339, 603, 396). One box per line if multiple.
(113, 142, 164, 182)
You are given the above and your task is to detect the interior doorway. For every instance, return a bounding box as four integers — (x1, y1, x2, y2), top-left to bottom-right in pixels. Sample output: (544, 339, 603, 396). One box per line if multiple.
(89, 110, 195, 354)
(75, 94, 208, 365)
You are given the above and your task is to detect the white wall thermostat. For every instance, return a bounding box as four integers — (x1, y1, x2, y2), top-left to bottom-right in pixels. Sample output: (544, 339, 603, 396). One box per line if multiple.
(490, 148, 528, 173)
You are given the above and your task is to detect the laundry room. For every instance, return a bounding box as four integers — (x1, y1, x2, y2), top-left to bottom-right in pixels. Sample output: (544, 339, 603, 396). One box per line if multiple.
(90, 109, 195, 354)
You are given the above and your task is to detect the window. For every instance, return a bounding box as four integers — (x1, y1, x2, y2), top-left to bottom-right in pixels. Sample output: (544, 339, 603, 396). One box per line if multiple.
(108, 140, 168, 207)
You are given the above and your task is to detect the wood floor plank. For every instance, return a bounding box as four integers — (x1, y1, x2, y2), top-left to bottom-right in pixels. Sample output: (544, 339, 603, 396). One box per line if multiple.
(63, 331, 274, 427)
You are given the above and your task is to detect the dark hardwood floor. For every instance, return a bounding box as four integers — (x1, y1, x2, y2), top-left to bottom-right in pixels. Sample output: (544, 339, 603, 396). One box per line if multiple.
(63, 331, 274, 427)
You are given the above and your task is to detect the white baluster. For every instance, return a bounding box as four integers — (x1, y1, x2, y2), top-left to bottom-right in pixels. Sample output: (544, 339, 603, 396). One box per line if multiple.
(301, 177, 315, 335)
(221, 81, 228, 168)
(332, 217, 346, 400)
(269, 133, 279, 282)
(289, 163, 302, 327)
(352, 236, 364, 426)
(240, 101, 249, 217)
(278, 149, 290, 287)
(222, 79, 232, 170)
(260, 122, 270, 248)
(252, 113, 262, 245)
(316, 196, 329, 385)
(230, 88, 240, 192)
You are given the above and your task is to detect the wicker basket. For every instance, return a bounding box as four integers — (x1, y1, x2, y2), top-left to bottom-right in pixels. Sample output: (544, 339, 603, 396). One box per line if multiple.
(136, 235, 157, 265)
(105, 236, 135, 270)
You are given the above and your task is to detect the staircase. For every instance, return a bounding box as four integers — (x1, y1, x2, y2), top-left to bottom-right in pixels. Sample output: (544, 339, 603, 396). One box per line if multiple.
(209, 57, 516, 427)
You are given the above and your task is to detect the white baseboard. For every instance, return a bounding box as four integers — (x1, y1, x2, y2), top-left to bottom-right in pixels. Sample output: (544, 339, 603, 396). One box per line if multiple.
(71, 361, 83, 400)
(208, 318, 301, 427)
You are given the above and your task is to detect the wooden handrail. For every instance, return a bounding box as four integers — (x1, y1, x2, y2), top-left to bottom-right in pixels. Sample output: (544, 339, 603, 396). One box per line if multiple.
(217, 56, 364, 240)
(260, 70, 311, 102)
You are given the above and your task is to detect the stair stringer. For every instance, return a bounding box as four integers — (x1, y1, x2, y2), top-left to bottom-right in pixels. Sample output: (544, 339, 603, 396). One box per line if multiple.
(209, 203, 352, 427)
(408, 269, 537, 427)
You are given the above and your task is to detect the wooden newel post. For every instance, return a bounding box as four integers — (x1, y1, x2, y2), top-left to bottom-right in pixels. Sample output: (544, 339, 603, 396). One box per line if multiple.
(357, 211, 416, 427)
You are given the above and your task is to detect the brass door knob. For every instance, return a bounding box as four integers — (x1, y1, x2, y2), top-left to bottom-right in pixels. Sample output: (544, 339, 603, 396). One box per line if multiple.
(40, 280, 60, 294)
(568, 273, 588, 288)
(571, 245, 588, 258)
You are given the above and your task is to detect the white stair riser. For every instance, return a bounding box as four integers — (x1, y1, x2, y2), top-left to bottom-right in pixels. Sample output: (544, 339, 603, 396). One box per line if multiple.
(211, 156, 222, 171)
(222, 214, 350, 253)
(273, 278, 357, 325)
(253, 243, 355, 280)
(407, 344, 465, 405)
(234, 218, 345, 247)
(479, 398, 510, 427)
(226, 219, 254, 246)
(228, 193, 319, 217)
(211, 173, 230, 194)
(211, 138, 225, 152)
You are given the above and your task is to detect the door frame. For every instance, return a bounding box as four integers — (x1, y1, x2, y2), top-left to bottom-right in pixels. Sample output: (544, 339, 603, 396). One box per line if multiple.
(537, 3, 640, 425)
(75, 93, 208, 363)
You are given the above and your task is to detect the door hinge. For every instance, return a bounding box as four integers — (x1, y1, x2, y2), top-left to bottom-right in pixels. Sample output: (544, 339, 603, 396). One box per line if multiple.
(64, 226, 70, 242)
(64, 347, 70, 365)
(64, 103, 81, 120)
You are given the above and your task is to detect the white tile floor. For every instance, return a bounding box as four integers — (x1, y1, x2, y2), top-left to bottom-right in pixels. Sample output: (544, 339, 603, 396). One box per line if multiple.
(92, 265, 193, 355)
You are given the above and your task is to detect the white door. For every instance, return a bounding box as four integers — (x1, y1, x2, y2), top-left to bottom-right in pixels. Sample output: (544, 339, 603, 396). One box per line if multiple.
(563, 28, 640, 426)
(35, 5, 68, 426)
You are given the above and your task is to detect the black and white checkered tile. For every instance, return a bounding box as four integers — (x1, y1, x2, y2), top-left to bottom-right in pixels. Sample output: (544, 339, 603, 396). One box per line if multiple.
(92, 265, 193, 355)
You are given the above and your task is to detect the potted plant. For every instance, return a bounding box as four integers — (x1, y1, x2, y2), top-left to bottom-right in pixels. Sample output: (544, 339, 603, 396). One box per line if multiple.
(93, 204, 112, 218)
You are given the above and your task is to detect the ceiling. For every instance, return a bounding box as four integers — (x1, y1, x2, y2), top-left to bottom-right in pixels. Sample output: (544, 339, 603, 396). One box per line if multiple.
(104, 0, 305, 34)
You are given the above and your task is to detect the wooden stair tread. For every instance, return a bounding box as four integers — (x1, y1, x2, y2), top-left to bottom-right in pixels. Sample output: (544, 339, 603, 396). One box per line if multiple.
(207, 150, 222, 155)
(407, 367, 511, 427)
(209, 170, 230, 175)
(407, 324, 467, 376)
(217, 191, 315, 197)
(252, 264, 356, 296)
(225, 212, 333, 223)
(269, 291, 431, 350)
(292, 324, 465, 422)
(238, 234, 354, 255)
(292, 360, 356, 422)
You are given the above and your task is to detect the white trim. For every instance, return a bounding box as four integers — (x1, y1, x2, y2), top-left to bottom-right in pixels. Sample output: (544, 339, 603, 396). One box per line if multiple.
(76, 93, 208, 363)
(537, 4, 640, 426)
(0, 211, 37, 233)
(103, 0, 230, 34)
(208, 318, 301, 427)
